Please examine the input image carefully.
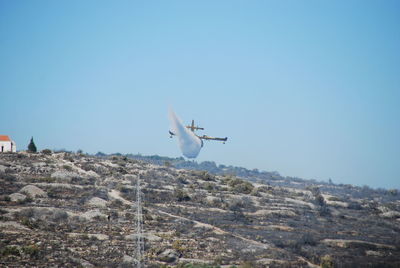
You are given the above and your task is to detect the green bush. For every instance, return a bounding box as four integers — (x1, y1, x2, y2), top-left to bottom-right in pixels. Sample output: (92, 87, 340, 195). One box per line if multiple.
(1, 245, 20, 256)
(298, 233, 318, 246)
(204, 182, 215, 192)
(239, 262, 254, 268)
(174, 188, 191, 201)
(22, 244, 40, 257)
(320, 255, 334, 268)
(41, 149, 52, 155)
(228, 178, 254, 194)
(193, 170, 215, 181)
(63, 165, 72, 171)
(52, 210, 69, 222)
(172, 240, 187, 253)
(164, 161, 172, 168)
(327, 196, 343, 202)
(20, 217, 38, 229)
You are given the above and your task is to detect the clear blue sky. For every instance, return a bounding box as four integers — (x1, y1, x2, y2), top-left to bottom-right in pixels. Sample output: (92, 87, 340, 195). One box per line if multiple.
(1, 1, 399, 189)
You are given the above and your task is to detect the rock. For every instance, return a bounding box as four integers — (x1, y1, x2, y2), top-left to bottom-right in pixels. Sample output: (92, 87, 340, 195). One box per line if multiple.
(19, 185, 47, 198)
(146, 233, 162, 242)
(80, 260, 94, 268)
(125, 233, 162, 242)
(69, 257, 94, 268)
(158, 249, 179, 263)
(205, 196, 220, 206)
(9, 193, 27, 202)
(122, 254, 134, 263)
(179, 258, 212, 264)
(86, 197, 107, 208)
(326, 200, 349, 208)
(0, 221, 31, 231)
(366, 250, 383, 257)
(81, 209, 107, 220)
(67, 232, 109, 241)
(380, 211, 400, 219)
(85, 170, 99, 178)
(32, 162, 46, 168)
(322, 239, 396, 250)
(51, 170, 80, 183)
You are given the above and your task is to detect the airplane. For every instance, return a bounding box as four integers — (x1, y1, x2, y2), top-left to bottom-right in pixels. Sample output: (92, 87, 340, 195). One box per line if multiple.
(169, 120, 228, 147)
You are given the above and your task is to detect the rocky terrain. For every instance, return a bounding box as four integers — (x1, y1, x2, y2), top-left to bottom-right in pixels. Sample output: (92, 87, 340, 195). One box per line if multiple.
(0, 151, 399, 267)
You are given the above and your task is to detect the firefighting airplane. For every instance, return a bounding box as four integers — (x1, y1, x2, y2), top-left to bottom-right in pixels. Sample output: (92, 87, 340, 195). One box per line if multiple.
(169, 120, 228, 147)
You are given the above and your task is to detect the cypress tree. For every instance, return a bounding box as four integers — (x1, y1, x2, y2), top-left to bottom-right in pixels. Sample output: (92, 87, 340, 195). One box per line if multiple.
(28, 137, 37, 153)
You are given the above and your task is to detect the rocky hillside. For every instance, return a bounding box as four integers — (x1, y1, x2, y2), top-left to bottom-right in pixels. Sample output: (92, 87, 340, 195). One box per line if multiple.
(0, 152, 399, 267)
(124, 153, 400, 202)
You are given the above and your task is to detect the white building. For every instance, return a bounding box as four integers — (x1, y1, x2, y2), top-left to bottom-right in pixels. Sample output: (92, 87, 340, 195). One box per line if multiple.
(0, 135, 16, 152)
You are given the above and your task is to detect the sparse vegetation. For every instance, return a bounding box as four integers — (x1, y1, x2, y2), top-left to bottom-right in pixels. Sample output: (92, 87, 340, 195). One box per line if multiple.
(172, 240, 187, 253)
(22, 244, 40, 258)
(227, 177, 254, 194)
(0, 171, 16, 182)
(41, 149, 52, 155)
(0, 151, 399, 267)
(62, 164, 72, 171)
(320, 255, 334, 268)
(174, 188, 191, 202)
(1, 245, 21, 256)
(28, 176, 56, 183)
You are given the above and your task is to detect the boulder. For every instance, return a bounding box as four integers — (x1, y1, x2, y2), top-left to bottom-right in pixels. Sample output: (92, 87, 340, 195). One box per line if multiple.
(86, 197, 107, 208)
(122, 255, 134, 263)
(381, 211, 400, 219)
(158, 249, 179, 263)
(9, 193, 27, 202)
(81, 209, 107, 221)
(205, 196, 220, 206)
(19, 185, 47, 198)
(51, 170, 80, 183)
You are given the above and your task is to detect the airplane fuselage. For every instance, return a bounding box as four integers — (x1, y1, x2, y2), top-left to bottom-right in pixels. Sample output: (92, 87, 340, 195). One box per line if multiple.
(169, 120, 228, 145)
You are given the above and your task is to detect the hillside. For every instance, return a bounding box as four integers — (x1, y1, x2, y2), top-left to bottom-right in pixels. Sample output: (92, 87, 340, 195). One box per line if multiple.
(1, 152, 399, 267)
(121, 153, 400, 203)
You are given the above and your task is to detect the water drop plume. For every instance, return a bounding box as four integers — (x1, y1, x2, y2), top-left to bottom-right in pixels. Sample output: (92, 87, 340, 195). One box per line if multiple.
(168, 108, 202, 158)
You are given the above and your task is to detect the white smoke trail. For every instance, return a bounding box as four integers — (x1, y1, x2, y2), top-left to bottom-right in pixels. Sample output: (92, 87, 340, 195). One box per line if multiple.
(168, 109, 202, 158)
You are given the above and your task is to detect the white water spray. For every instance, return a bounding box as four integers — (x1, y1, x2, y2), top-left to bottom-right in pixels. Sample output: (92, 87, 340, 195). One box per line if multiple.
(169, 109, 202, 158)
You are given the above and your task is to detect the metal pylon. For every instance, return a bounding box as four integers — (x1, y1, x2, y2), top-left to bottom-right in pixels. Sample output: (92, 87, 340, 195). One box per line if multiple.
(136, 175, 144, 267)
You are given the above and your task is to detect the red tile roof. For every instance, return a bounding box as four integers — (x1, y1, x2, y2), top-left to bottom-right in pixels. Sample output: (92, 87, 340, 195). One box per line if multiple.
(0, 135, 11, 141)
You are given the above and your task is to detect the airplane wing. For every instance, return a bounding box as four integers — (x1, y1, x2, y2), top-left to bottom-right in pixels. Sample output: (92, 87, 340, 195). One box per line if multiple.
(197, 135, 228, 142)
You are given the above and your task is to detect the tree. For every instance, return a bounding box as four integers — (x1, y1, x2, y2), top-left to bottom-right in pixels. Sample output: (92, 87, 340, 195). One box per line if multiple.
(27, 137, 37, 153)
